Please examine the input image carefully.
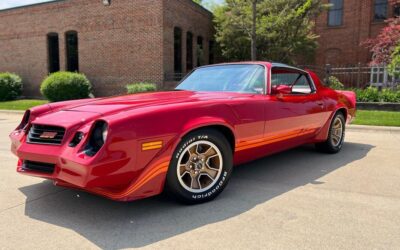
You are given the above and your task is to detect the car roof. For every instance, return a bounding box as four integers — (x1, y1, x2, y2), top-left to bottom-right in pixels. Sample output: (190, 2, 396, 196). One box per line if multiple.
(200, 61, 307, 73)
(270, 63, 308, 74)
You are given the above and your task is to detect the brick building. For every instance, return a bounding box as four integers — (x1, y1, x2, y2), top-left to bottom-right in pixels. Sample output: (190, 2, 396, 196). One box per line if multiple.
(314, 0, 400, 66)
(0, 0, 214, 97)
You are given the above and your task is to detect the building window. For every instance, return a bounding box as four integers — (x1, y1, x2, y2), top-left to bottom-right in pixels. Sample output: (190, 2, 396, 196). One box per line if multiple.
(174, 27, 182, 73)
(209, 40, 215, 65)
(197, 36, 204, 66)
(65, 31, 79, 72)
(394, 4, 400, 17)
(47, 33, 60, 73)
(186, 32, 193, 71)
(328, 0, 343, 26)
(374, 0, 388, 21)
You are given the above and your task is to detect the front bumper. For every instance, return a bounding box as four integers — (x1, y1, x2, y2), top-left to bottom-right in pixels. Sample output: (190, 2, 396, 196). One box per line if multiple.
(10, 129, 171, 201)
(11, 129, 134, 194)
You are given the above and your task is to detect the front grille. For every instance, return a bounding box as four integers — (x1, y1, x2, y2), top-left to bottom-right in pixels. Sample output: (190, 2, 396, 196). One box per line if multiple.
(22, 160, 55, 173)
(27, 124, 66, 145)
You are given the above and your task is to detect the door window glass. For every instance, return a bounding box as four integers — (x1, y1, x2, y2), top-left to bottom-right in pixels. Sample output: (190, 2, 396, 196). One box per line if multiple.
(271, 68, 313, 94)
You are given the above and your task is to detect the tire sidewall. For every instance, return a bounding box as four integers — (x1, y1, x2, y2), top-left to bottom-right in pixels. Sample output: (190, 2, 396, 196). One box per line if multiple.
(328, 113, 345, 151)
(166, 130, 233, 203)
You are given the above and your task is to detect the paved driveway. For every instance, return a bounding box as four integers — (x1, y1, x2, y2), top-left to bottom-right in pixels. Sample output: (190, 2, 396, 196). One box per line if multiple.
(0, 113, 399, 249)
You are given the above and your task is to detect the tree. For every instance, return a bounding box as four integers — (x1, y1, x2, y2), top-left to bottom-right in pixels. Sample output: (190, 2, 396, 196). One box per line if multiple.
(363, 0, 400, 66)
(389, 43, 400, 76)
(389, 0, 400, 76)
(251, 0, 257, 61)
(363, 18, 400, 65)
(214, 0, 326, 63)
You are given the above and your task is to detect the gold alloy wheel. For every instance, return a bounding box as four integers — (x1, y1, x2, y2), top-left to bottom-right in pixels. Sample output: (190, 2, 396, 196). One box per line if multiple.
(331, 117, 344, 147)
(177, 141, 223, 193)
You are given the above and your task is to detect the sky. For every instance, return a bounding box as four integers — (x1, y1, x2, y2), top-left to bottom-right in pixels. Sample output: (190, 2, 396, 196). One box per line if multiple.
(0, 0, 224, 10)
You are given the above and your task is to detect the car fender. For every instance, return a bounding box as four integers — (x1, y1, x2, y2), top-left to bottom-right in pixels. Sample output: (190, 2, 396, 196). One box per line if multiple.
(314, 104, 348, 142)
(179, 116, 236, 140)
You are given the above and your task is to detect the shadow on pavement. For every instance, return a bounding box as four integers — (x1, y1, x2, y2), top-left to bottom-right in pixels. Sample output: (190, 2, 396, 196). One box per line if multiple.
(19, 142, 373, 249)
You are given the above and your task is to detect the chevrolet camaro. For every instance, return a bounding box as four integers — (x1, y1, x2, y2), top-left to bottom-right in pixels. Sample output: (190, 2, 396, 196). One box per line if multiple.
(10, 62, 356, 204)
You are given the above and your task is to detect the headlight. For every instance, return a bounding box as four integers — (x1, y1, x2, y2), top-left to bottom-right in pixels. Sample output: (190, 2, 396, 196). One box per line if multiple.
(84, 121, 108, 156)
(69, 132, 84, 147)
(102, 126, 108, 143)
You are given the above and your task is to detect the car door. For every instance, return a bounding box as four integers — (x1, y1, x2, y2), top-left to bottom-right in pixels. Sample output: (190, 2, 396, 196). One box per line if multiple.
(265, 67, 326, 143)
(231, 65, 267, 147)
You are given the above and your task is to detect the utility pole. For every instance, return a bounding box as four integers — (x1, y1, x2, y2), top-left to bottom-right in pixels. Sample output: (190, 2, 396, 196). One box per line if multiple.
(251, 0, 257, 61)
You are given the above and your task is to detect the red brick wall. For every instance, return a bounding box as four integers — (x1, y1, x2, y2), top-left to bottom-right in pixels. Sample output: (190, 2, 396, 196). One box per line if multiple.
(0, 0, 213, 97)
(162, 0, 214, 75)
(314, 0, 395, 66)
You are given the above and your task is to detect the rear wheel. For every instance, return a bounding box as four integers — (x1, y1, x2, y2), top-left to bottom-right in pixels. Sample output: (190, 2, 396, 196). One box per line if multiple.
(315, 112, 345, 154)
(166, 129, 233, 204)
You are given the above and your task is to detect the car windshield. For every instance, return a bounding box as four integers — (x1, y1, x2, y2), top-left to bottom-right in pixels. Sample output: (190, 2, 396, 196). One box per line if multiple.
(175, 64, 266, 94)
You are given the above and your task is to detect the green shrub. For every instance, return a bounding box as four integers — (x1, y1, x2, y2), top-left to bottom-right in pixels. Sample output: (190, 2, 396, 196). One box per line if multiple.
(354, 87, 400, 103)
(0, 72, 22, 101)
(328, 76, 344, 90)
(356, 87, 380, 102)
(126, 82, 157, 94)
(380, 89, 400, 102)
(40, 72, 92, 102)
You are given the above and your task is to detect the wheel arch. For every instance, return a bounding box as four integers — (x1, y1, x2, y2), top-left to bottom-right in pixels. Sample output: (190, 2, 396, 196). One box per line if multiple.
(179, 122, 236, 153)
(314, 106, 348, 141)
(335, 107, 348, 122)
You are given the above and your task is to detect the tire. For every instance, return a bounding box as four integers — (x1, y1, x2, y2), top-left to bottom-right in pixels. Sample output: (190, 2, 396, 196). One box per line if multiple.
(315, 112, 345, 154)
(166, 129, 233, 204)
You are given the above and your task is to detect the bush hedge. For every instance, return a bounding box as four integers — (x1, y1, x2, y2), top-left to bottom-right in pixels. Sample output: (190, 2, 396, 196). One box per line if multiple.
(0, 72, 23, 101)
(354, 87, 400, 103)
(328, 76, 344, 90)
(126, 82, 157, 94)
(40, 72, 92, 102)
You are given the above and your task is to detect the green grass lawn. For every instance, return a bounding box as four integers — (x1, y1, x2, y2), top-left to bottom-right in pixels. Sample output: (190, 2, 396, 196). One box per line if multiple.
(353, 110, 400, 127)
(0, 99, 48, 111)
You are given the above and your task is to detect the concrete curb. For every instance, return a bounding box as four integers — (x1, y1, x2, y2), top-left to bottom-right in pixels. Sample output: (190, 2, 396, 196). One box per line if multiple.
(0, 110, 25, 115)
(357, 102, 400, 112)
(347, 124, 400, 133)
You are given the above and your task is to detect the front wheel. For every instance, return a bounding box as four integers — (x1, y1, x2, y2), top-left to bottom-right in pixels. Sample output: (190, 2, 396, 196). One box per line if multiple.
(315, 112, 345, 154)
(165, 129, 233, 204)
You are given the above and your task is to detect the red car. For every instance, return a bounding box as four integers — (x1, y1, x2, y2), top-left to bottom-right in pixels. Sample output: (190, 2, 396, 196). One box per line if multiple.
(10, 62, 356, 204)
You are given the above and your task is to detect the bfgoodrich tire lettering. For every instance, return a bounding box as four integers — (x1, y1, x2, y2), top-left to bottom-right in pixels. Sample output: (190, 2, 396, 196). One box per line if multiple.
(166, 129, 233, 204)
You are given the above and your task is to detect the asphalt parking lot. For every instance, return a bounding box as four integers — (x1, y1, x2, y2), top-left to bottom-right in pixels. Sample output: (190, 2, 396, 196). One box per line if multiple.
(0, 113, 399, 250)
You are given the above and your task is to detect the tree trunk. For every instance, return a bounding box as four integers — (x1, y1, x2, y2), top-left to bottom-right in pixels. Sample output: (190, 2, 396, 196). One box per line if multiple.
(251, 0, 257, 61)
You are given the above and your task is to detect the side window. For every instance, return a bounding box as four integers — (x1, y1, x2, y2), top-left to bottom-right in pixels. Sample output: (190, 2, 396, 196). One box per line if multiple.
(271, 68, 314, 95)
(292, 75, 313, 94)
(271, 72, 299, 87)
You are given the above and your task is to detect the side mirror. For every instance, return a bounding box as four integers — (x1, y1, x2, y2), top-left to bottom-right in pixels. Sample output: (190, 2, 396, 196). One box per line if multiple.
(271, 85, 292, 95)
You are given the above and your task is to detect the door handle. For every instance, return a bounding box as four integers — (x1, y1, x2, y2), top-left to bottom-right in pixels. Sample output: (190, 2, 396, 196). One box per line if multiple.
(316, 101, 324, 108)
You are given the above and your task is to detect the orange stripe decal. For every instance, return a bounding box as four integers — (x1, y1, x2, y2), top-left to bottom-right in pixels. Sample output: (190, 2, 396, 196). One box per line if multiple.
(235, 129, 315, 152)
(93, 157, 170, 200)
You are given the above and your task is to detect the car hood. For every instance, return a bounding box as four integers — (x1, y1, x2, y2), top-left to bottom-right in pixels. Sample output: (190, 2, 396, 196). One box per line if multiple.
(32, 91, 250, 128)
(61, 91, 248, 115)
